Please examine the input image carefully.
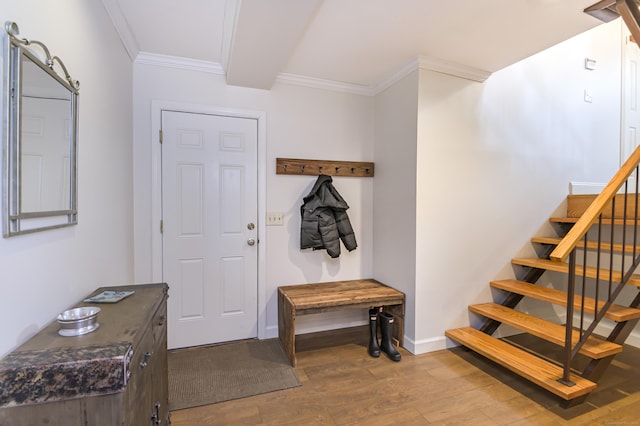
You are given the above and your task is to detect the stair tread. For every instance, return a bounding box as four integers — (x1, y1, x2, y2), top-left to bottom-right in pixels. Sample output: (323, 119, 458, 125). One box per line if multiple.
(531, 236, 565, 245)
(445, 327, 597, 400)
(512, 257, 640, 287)
(469, 303, 622, 359)
(491, 279, 640, 322)
(531, 236, 640, 254)
(550, 216, 640, 226)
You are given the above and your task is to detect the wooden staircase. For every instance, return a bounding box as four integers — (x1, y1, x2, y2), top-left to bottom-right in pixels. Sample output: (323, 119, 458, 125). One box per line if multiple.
(446, 229, 640, 401)
(446, 147, 640, 403)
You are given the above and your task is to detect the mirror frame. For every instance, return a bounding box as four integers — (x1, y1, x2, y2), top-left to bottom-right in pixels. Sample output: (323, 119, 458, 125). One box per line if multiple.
(2, 21, 79, 237)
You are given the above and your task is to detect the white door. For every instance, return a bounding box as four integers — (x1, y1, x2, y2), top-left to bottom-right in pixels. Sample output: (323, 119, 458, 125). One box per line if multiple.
(21, 97, 71, 212)
(161, 110, 258, 349)
(622, 26, 640, 166)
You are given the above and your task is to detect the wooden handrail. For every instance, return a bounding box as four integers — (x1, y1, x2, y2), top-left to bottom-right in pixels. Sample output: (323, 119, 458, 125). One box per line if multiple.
(550, 145, 640, 262)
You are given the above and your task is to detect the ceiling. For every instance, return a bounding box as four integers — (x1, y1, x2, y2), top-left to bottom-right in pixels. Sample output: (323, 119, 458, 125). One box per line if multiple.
(101, 0, 606, 93)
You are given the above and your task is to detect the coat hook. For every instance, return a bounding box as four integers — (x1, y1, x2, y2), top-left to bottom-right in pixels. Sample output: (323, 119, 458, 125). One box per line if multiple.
(301, 165, 305, 172)
(283, 164, 287, 172)
(335, 167, 340, 173)
(351, 167, 355, 174)
(365, 168, 370, 174)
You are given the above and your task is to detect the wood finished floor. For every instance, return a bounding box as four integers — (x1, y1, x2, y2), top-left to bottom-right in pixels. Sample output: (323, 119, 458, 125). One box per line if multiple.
(170, 326, 640, 425)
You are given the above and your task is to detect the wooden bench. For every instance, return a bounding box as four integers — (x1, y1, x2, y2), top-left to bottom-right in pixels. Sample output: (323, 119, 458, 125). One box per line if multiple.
(277, 279, 405, 366)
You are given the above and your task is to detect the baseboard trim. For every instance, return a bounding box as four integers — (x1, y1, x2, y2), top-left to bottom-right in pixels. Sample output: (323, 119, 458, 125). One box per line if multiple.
(405, 335, 448, 355)
(569, 181, 607, 195)
(265, 324, 279, 339)
(265, 323, 640, 355)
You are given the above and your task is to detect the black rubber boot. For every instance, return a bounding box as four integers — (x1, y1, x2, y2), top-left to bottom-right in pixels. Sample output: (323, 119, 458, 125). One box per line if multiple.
(367, 308, 381, 357)
(379, 311, 401, 361)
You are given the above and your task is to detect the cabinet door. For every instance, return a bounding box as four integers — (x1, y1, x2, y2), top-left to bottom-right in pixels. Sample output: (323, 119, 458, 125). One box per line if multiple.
(0, 394, 126, 426)
(150, 302, 169, 425)
(152, 333, 169, 424)
(127, 326, 155, 425)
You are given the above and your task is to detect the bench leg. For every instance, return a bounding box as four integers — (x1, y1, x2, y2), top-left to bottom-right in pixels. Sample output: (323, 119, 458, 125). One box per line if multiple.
(383, 304, 405, 348)
(278, 290, 297, 366)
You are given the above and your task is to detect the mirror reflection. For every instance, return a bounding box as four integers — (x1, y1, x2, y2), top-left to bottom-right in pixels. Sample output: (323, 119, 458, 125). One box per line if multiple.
(20, 55, 73, 213)
(2, 21, 79, 237)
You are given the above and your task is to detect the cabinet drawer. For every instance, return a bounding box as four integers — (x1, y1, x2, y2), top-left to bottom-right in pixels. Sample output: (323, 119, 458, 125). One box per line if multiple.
(127, 326, 154, 425)
(129, 301, 166, 391)
(128, 326, 154, 395)
(126, 301, 168, 425)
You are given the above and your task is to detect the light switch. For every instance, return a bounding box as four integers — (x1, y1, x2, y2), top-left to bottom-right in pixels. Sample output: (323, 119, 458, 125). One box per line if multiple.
(584, 89, 593, 103)
(585, 58, 597, 71)
(266, 212, 284, 226)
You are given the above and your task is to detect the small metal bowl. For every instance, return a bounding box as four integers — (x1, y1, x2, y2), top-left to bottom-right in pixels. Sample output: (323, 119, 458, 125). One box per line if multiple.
(57, 307, 100, 336)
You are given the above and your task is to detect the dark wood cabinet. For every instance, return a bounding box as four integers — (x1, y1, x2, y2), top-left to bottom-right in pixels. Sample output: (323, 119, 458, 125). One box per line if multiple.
(0, 283, 169, 426)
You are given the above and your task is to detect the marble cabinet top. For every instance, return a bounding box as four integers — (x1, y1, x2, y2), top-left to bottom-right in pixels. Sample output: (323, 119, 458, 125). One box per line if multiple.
(0, 283, 167, 407)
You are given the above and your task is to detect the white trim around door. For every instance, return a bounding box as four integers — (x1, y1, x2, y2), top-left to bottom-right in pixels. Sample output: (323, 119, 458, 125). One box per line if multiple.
(150, 100, 267, 340)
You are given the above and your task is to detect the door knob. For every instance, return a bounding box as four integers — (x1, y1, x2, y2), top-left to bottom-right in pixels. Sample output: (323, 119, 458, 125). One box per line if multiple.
(247, 238, 256, 246)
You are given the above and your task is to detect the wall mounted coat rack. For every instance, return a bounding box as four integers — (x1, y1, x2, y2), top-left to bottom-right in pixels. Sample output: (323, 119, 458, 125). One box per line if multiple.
(276, 158, 375, 177)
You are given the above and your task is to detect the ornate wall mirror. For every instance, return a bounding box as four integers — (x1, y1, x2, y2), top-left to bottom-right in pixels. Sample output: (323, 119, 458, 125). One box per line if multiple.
(2, 21, 79, 236)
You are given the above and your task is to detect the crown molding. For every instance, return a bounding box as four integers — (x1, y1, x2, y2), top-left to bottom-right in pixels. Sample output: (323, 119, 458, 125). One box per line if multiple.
(132, 51, 374, 95)
(277, 57, 491, 96)
(131, 51, 490, 96)
(100, 0, 139, 61)
(134, 52, 225, 75)
(276, 73, 374, 96)
(372, 60, 421, 95)
(418, 56, 492, 82)
(372, 56, 491, 95)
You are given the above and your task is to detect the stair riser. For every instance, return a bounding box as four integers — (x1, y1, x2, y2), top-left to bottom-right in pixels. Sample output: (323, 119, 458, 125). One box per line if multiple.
(568, 194, 640, 219)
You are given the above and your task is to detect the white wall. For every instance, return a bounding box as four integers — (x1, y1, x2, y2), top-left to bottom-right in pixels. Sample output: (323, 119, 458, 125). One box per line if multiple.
(0, 2, 627, 363)
(0, 5, 625, 360)
(132, 65, 374, 338)
(411, 20, 623, 353)
(0, 1, 134, 357)
(133, 18, 625, 352)
(372, 71, 419, 348)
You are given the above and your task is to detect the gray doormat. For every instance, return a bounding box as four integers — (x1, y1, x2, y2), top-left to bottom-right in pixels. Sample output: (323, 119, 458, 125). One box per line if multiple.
(168, 338, 301, 411)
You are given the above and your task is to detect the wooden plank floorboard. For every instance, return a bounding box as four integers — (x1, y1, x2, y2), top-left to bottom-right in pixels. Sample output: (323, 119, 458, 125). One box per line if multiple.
(170, 326, 640, 425)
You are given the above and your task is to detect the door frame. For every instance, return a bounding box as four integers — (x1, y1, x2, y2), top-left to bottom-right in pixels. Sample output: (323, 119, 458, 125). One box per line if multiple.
(150, 100, 267, 340)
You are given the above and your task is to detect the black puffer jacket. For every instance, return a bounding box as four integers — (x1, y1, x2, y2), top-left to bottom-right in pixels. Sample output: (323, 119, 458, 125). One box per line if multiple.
(300, 175, 357, 258)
